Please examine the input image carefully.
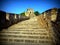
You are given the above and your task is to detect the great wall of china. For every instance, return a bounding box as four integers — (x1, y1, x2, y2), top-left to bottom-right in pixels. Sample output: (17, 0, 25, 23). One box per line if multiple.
(0, 8, 60, 45)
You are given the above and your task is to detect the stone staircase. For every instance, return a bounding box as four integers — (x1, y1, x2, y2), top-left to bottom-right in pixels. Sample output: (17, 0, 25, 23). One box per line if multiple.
(0, 16, 55, 45)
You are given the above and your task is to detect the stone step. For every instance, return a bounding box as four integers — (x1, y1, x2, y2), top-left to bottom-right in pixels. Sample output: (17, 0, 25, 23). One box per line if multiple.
(0, 42, 53, 45)
(0, 16, 55, 45)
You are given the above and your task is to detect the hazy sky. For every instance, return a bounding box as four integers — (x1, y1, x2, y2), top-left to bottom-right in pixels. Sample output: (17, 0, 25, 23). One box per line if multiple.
(0, 0, 60, 14)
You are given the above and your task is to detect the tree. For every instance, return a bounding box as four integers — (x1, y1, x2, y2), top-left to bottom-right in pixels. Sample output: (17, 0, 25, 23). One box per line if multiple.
(20, 12, 25, 16)
(34, 11, 40, 16)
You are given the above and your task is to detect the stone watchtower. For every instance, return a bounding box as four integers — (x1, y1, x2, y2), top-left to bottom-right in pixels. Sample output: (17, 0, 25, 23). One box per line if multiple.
(51, 8, 57, 22)
(25, 8, 35, 18)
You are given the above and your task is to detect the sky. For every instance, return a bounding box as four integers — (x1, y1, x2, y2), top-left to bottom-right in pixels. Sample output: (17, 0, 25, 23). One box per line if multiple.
(0, 0, 60, 14)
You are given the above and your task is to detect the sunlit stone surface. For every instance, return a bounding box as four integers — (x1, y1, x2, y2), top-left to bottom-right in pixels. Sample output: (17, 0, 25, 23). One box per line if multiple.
(0, 16, 55, 45)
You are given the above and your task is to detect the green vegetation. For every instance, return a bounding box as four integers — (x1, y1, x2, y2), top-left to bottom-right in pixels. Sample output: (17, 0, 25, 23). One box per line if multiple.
(20, 12, 25, 16)
(20, 11, 40, 16)
(34, 11, 40, 16)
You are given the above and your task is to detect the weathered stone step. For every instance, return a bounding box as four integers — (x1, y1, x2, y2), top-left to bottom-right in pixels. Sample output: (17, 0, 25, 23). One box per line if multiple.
(9, 26, 40, 28)
(0, 38, 52, 45)
(0, 38, 52, 42)
(0, 42, 53, 45)
(2, 28, 47, 31)
(0, 32, 49, 36)
(0, 16, 55, 45)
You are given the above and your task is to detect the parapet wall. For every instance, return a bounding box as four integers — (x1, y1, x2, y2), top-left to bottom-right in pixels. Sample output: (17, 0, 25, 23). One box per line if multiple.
(37, 8, 60, 45)
(0, 11, 29, 30)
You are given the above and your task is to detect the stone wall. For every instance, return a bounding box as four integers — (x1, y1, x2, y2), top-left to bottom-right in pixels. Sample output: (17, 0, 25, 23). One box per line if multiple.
(37, 8, 60, 45)
(0, 11, 29, 30)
